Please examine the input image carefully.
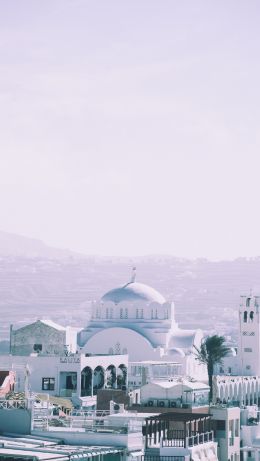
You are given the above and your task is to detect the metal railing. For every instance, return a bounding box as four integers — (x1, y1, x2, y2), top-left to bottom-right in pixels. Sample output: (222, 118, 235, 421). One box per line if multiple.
(0, 399, 27, 410)
(162, 431, 214, 448)
(162, 438, 185, 448)
(142, 457, 185, 461)
(187, 431, 213, 447)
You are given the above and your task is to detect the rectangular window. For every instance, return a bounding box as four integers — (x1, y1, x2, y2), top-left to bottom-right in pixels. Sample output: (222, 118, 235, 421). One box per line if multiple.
(235, 419, 239, 437)
(229, 437, 234, 446)
(244, 348, 252, 352)
(33, 344, 42, 352)
(42, 378, 55, 391)
(216, 420, 226, 430)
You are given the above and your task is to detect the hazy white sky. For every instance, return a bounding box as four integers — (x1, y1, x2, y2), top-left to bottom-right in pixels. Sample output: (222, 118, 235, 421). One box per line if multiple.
(0, 0, 260, 259)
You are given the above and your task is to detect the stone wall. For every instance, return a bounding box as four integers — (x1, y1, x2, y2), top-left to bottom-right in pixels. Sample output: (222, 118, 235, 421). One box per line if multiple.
(10, 320, 66, 355)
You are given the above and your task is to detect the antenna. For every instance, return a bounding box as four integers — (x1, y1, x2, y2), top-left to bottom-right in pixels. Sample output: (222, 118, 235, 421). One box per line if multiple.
(130, 267, 136, 283)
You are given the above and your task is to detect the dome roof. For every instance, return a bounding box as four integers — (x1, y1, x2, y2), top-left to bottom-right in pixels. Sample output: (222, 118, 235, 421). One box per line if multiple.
(101, 281, 166, 305)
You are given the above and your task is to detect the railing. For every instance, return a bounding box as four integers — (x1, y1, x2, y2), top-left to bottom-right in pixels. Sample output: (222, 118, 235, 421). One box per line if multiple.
(142, 457, 185, 461)
(162, 431, 214, 449)
(162, 438, 185, 448)
(33, 419, 141, 433)
(187, 431, 213, 447)
(0, 399, 27, 410)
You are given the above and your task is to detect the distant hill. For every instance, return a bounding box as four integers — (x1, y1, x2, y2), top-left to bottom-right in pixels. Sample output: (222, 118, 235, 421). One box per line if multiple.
(1, 230, 260, 347)
(0, 230, 81, 259)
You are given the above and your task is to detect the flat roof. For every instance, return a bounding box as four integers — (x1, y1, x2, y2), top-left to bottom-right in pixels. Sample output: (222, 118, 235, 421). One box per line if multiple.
(0, 436, 124, 460)
(146, 412, 211, 421)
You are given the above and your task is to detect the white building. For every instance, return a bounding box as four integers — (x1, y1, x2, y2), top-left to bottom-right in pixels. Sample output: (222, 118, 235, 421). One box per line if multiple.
(144, 412, 218, 461)
(213, 375, 260, 407)
(0, 353, 128, 402)
(79, 269, 207, 381)
(140, 378, 210, 410)
(210, 405, 240, 461)
(128, 360, 182, 389)
(240, 406, 260, 460)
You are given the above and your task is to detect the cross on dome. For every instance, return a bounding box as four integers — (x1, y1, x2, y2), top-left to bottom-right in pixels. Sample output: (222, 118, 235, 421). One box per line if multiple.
(130, 267, 137, 283)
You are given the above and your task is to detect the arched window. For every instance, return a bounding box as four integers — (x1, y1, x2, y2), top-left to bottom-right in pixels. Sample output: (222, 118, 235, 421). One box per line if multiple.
(155, 309, 158, 319)
(140, 309, 144, 319)
(244, 311, 248, 323)
(125, 308, 128, 319)
(106, 308, 109, 319)
(151, 309, 153, 319)
(120, 308, 123, 319)
(246, 298, 251, 307)
(110, 308, 113, 319)
(250, 311, 254, 322)
(136, 309, 139, 319)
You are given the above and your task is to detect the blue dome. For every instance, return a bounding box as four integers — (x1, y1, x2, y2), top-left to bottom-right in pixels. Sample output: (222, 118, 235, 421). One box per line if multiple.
(101, 282, 165, 305)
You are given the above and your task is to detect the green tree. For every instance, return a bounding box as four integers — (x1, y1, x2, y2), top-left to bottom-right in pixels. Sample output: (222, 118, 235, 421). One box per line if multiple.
(194, 335, 230, 402)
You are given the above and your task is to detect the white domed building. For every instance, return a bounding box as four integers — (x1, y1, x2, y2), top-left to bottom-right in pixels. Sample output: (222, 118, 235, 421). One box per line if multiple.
(78, 269, 207, 381)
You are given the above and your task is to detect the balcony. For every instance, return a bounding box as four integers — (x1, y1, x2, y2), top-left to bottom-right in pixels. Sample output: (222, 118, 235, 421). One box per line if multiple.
(144, 412, 213, 449)
(161, 430, 213, 448)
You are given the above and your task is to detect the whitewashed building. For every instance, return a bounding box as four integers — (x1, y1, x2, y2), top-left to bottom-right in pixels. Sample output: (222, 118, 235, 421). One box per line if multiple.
(79, 269, 207, 381)
(139, 378, 210, 410)
(0, 353, 128, 401)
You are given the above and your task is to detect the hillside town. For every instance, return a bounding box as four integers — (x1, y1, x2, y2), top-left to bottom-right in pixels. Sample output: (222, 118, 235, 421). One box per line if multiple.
(0, 268, 259, 460)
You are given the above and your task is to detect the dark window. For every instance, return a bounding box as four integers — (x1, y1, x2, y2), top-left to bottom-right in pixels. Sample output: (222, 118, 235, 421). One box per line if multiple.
(246, 298, 251, 307)
(250, 311, 254, 321)
(216, 420, 226, 430)
(42, 378, 55, 391)
(33, 344, 42, 352)
(244, 311, 248, 323)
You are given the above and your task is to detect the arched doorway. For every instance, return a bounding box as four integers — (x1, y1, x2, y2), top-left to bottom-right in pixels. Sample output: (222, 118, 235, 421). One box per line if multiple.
(93, 366, 105, 395)
(81, 366, 93, 397)
(117, 364, 127, 389)
(106, 365, 117, 389)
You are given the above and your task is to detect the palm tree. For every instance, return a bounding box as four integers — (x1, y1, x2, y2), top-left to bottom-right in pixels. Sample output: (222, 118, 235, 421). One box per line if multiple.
(194, 335, 230, 402)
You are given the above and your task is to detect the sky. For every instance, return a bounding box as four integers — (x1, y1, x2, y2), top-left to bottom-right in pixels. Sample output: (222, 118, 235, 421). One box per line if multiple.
(0, 0, 260, 259)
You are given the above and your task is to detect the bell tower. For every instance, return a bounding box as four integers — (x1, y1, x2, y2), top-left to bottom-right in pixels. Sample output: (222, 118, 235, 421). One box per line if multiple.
(239, 295, 260, 376)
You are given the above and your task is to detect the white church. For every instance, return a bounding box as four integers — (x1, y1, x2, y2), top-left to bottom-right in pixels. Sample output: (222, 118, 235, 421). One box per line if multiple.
(79, 268, 207, 381)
